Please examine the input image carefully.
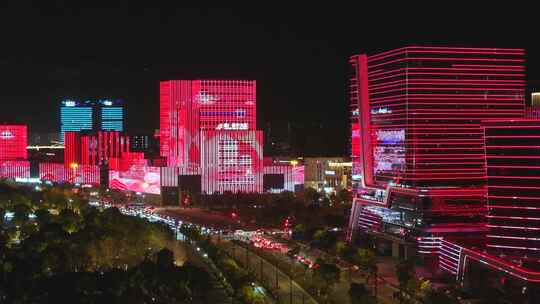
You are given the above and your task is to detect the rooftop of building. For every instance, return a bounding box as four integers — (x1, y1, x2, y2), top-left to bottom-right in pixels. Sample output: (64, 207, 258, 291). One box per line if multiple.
(61, 99, 124, 107)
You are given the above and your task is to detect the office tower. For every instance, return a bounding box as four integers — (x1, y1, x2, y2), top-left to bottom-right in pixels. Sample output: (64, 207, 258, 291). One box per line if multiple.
(0, 124, 29, 179)
(60, 99, 124, 143)
(348, 46, 525, 257)
(0, 125, 27, 160)
(484, 118, 540, 258)
(64, 131, 131, 167)
(160, 80, 263, 193)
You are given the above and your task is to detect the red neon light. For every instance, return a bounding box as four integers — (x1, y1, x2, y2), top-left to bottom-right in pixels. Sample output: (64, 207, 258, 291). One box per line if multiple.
(200, 130, 263, 193)
(350, 46, 525, 243)
(64, 131, 130, 168)
(350, 54, 375, 188)
(368, 56, 524, 70)
(160, 80, 263, 193)
(368, 47, 524, 63)
(39, 162, 100, 185)
(0, 160, 30, 179)
(370, 69, 524, 81)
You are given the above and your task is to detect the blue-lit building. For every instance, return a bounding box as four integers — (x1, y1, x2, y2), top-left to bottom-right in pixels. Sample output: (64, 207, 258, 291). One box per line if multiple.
(60, 99, 125, 143)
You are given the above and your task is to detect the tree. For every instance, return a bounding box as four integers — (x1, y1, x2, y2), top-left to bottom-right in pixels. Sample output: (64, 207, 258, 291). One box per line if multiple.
(396, 258, 415, 303)
(156, 248, 175, 269)
(0, 206, 5, 226)
(334, 240, 347, 256)
(354, 231, 375, 250)
(356, 249, 376, 270)
(34, 208, 53, 227)
(324, 214, 345, 227)
(337, 189, 353, 205)
(42, 188, 70, 210)
(313, 229, 327, 242)
(12, 203, 31, 227)
(303, 188, 321, 205)
(58, 209, 82, 234)
(423, 288, 460, 304)
(292, 224, 306, 240)
(356, 248, 377, 284)
(313, 260, 341, 296)
(241, 285, 265, 304)
(329, 192, 338, 206)
(349, 283, 376, 304)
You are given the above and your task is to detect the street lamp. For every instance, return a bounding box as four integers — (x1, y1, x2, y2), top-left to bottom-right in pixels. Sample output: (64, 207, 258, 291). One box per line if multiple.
(70, 162, 79, 184)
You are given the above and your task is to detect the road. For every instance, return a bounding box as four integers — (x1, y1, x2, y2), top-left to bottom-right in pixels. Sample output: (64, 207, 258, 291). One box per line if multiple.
(150, 206, 400, 303)
(115, 204, 276, 303)
(217, 239, 317, 304)
(232, 238, 397, 304)
(157, 207, 248, 230)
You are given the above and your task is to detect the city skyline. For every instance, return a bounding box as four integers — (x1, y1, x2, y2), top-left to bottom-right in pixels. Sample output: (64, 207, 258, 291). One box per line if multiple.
(1, 5, 539, 156)
(2, 5, 540, 302)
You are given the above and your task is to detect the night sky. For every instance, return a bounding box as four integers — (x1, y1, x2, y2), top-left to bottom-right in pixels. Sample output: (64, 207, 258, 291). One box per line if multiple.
(0, 4, 537, 156)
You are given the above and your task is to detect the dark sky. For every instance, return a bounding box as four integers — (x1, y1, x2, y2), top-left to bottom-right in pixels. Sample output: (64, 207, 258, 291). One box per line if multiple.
(0, 4, 537, 156)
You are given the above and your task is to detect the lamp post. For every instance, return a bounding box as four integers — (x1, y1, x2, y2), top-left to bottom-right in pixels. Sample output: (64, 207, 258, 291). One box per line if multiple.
(70, 162, 79, 184)
(289, 274, 293, 304)
(245, 247, 249, 270)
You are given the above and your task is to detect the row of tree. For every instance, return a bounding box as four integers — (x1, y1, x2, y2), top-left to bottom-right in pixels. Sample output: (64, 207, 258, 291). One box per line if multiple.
(179, 224, 267, 303)
(0, 181, 211, 303)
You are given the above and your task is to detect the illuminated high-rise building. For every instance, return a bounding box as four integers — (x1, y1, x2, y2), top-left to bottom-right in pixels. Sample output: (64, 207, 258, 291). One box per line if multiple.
(0, 125, 27, 160)
(348, 46, 526, 258)
(160, 80, 263, 193)
(484, 119, 540, 259)
(60, 99, 124, 143)
(64, 131, 131, 168)
(0, 124, 29, 179)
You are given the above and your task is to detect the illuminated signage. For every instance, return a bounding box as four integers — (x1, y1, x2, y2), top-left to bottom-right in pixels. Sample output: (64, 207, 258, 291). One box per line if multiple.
(216, 122, 248, 130)
(0, 131, 13, 139)
(109, 165, 161, 195)
(371, 108, 392, 114)
(15, 177, 41, 184)
(328, 162, 352, 167)
(325, 170, 336, 175)
(376, 129, 405, 144)
(103, 100, 113, 106)
(63, 101, 76, 107)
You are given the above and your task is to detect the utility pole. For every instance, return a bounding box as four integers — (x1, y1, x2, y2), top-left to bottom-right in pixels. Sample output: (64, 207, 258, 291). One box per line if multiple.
(260, 258, 264, 283)
(374, 267, 379, 303)
(276, 266, 279, 289)
(290, 275, 293, 304)
(245, 247, 249, 270)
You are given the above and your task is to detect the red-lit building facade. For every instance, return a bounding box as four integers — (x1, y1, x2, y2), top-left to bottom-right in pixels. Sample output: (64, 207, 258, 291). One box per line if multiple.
(64, 131, 131, 168)
(437, 115, 540, 298)
(41, 130, 132, 186)
(160, 80, 264, 193)
(0, 125, 30, 179)
(348, 46, 526, 257)
(484, 118, 540, 258)
(39, 162, 100, 185)
(0, 125, 27, 161)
